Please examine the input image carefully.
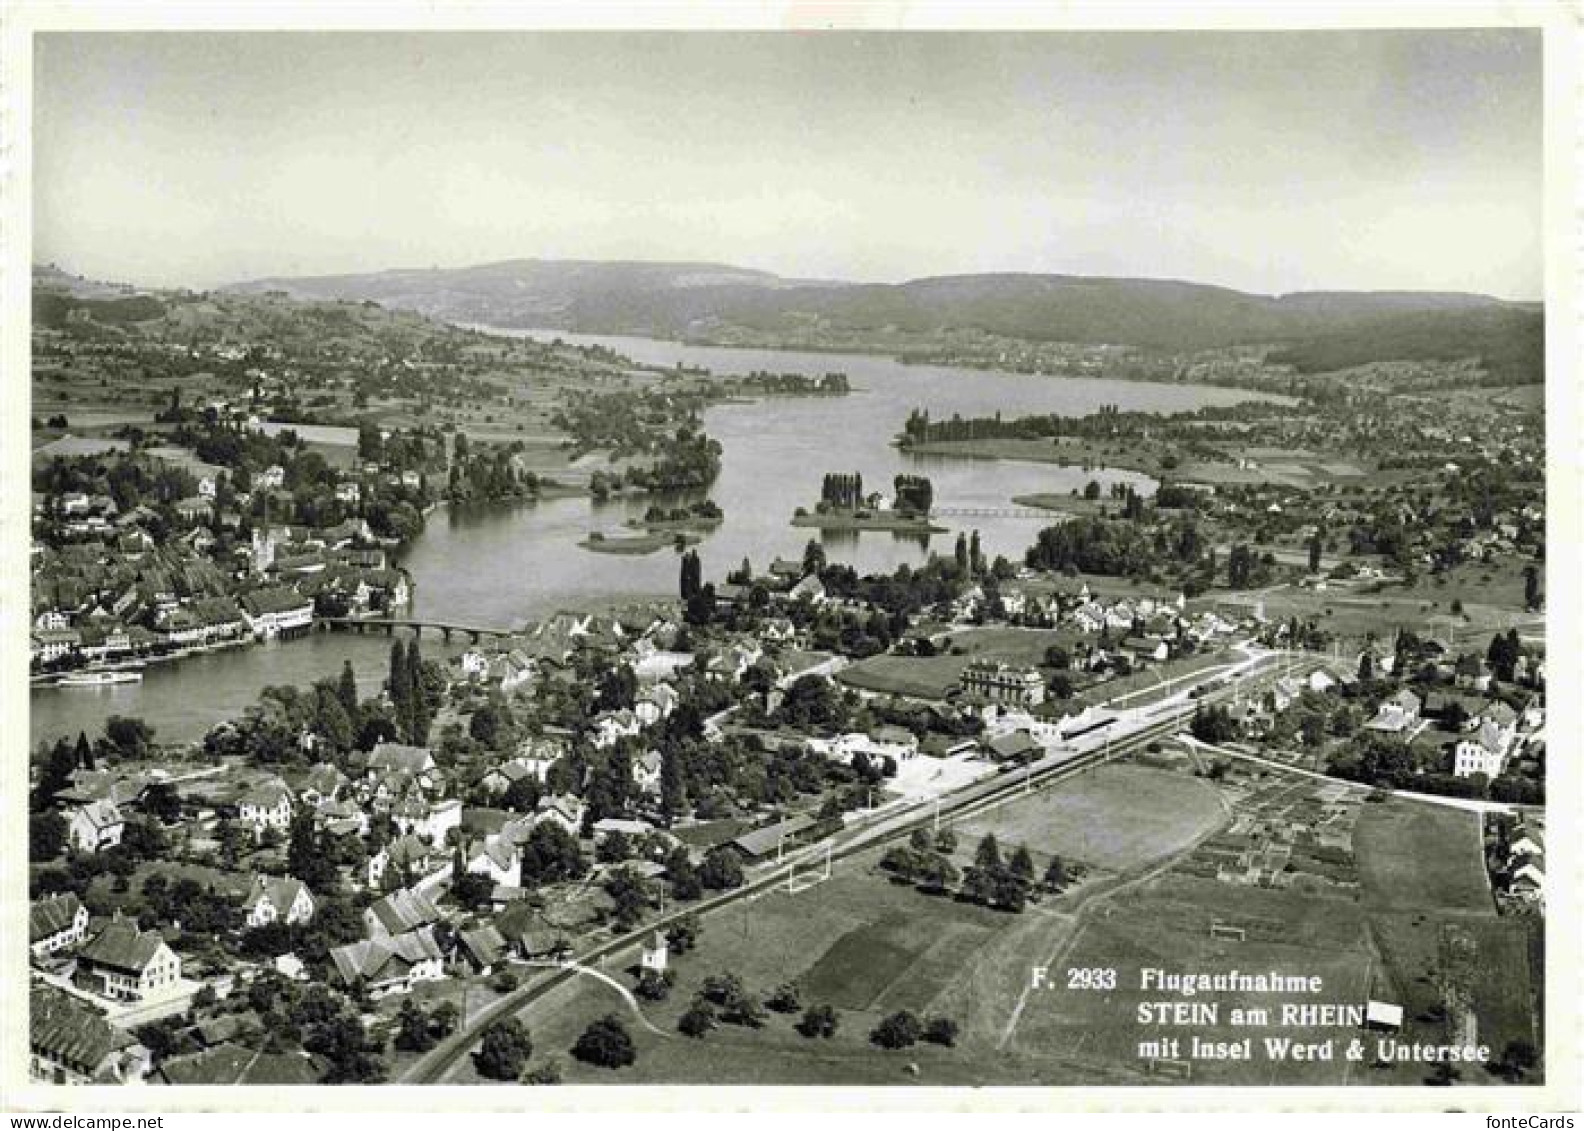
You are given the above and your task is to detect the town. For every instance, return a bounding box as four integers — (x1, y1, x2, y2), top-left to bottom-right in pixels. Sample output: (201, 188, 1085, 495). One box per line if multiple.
(26, 282, 1546, 1085)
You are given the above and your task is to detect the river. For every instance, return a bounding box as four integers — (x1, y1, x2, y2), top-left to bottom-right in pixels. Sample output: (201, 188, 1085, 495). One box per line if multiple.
(30, 332, 1280, 748)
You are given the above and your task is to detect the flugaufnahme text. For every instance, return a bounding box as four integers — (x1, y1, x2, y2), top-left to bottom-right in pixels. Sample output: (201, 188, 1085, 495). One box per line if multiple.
(1138, 968, 1324, 997)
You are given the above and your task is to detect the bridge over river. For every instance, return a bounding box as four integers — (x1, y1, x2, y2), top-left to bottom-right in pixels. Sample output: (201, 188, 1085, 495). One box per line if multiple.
(317, 615, 523, 643)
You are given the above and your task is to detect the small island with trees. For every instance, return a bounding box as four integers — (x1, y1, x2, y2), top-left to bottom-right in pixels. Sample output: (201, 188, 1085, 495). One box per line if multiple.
(791, 472, 946, 533)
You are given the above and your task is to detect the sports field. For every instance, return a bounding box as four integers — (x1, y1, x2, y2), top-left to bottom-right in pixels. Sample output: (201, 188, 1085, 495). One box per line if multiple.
(466, 763, 1236, 1085)
(952, 762, 1227, 872)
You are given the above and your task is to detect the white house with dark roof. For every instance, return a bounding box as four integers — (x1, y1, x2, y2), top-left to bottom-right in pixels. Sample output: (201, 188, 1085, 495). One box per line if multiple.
(329, 928, 445, 997)
(75, 918, 182, 1003)
(364, 887, 443, 938)
(236, 781, 294, 838)
(243, 875, 315, 928)
(30, 892, 90, 956)
(466, 839, 520, 887)
(66, 799, 124, 853)
(29, 985, 150, 1085)
(365, 742, 436, 779)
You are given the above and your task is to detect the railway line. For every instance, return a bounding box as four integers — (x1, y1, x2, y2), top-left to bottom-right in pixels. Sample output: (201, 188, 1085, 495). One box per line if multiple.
(399, 656, 1286, 1083)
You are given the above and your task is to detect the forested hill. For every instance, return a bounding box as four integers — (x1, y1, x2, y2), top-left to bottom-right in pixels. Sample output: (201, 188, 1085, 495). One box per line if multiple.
(216, 258, 1538, 384)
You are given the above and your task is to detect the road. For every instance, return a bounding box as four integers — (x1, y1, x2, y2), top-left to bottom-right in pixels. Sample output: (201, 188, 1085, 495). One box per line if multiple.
(400, 644, 1304, 1083)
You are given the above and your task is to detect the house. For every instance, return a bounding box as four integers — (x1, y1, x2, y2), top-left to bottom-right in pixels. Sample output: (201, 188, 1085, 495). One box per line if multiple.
(257, 465, 286, 490)
(591, 710, 641, 749)
(479, 754, 556, 795)
(454, 924, 508, 975)
(788, 574, 827, 605)
(986, 730, 1042, 762)
(29, 985, 150, 1085)
(366, 742, 437, 780)
(730, 815, 817, 863)
(239, 586, 315, 639)
(156, 1042, 322, 1086)
(243, 875, 315, 928)
(1365, 689, 1421, 734)
(329, 928, 446, 996)
(1452, 720, 1511, 779)
(1121, 636, 1170, 664)
(392, 796, 462, 844)
(75, 918, 183, 1003)
(32, 627, 81, 665)
(632, 750, 664, 796)
(66, 799, 124, 852)
(639, 930, 669, 974)
(30, 892, 90, 956)
(960, 661, 1046, 707)
(236, 781, 294, 839)
(298, 762, 350, 807)
(466, 839, 520, 887)
(534, 793, 586, 835)
(364, 887, 443, 938)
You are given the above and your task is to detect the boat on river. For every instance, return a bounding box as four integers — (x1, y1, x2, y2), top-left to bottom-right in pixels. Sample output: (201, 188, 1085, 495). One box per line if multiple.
(53, 670, 144, 688)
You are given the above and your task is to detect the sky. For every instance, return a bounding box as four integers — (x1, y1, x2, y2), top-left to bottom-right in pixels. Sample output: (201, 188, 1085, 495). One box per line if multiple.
(32, 29, 1544, 299)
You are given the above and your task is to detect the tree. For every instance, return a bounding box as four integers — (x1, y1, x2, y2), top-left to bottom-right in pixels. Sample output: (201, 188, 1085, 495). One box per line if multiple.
(666, 847, 702, 901)
(287, 811, 337, 891)
(1308, 531, 1323, 574)
(870, 1010, 924, 1049)
(924, 1016, 960, 1046)
(451, 871, 495, 911)
(766, 983, 801, 1014)
(1523, 564, 1541, 611)
(1357, 650, 1375, 683)
(797, 1004, 839, 1039)
(30, 810, 67, 862)
(605, 866, 653, 931)
(678, 1000, 716, 1038)
(1008, 844, 1035, 885)
(679, 549, 702, 602)
(141, 779, 182, 823)
(1042, 855, 1068, 891)
(635, 968, 674, 1002)
(666, 914, 701, 955)
(973, 834, 1003, 875)
(699, 847, 744, 891)
(104, 715, 154, 756)
(571, 1014, 636, 1068)
(429, 1001, 460, 1039)
(394, 999, 436, 1053)
(337, 660, 360, 721)
(519, 822, 588, 887)
(475, 1018, 533, 1080)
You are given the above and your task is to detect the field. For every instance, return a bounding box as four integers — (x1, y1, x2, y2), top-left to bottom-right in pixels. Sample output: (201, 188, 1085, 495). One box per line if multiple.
(460, 763, 1237, 1085)
(1010, 877, 1379, 1085)
(1347, 797, 1541, 1082)
(952, 762, 1226, 872)
(1352, 800, 1491, 913)
(836, 626, 1079, 699)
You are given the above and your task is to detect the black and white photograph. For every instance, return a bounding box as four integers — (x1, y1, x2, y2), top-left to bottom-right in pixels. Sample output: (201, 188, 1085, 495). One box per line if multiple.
(3, 1, 1577, 1112)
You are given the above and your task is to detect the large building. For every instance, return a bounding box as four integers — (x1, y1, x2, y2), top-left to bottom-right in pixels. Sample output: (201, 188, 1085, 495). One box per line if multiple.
(29, 985, 150, 1085)
(959, 660, 1046, 707)
(75, 918, 183, 1003)
(239, 586, 314, 639)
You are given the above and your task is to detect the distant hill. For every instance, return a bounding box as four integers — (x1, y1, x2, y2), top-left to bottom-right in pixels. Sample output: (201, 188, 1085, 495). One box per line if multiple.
(215, 258, 1539, 383)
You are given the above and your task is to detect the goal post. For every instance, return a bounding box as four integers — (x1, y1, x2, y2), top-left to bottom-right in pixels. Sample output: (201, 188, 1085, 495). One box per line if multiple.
(786, 842, 833, 893)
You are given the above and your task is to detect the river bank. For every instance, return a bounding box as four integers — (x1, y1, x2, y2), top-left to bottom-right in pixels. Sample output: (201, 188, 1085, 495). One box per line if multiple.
(35, 330, 1279, 748)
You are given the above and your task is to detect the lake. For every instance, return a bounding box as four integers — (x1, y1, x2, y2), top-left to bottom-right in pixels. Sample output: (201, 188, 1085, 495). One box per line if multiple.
(30, 332, 1280, 748)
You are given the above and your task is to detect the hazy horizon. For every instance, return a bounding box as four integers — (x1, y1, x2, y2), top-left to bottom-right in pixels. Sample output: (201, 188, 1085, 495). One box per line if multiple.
(34, 30, 1544, 301)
